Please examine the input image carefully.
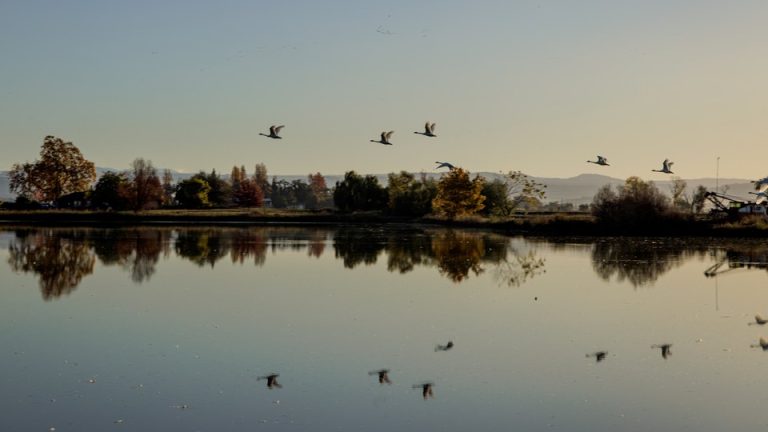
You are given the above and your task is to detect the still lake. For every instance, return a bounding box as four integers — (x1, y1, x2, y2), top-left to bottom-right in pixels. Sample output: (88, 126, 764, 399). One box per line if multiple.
(1, 226, 768, 431)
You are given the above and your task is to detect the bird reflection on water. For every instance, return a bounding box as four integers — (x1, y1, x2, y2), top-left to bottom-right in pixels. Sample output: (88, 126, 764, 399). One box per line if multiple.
(257, 374, 282, 389)
(586, 351, 608, 362)
(413, 382, 435, 400)
(651, 343, 673, 359)
(435, 341, 454, 352)
(369, 369, 392, 384)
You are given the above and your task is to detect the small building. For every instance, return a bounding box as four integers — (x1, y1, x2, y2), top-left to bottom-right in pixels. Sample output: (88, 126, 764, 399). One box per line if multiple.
(738, 203, 768, 216)
(56, 191, 90, 209)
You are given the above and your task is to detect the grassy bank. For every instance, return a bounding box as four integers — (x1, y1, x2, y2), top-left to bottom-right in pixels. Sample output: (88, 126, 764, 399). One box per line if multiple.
(1, 209, 767, 237)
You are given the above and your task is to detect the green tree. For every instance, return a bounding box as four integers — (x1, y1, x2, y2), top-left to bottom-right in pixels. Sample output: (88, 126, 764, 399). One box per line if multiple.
(91, 171, 128, 210)
(192, 169, 232, 207)
(387, 171, 438, 216)
(691, 185, 708, 214)
(9, 136, 96, 202)
(333, 171, 387, 212)
(161, 169, 175, 206)
(432, 168, 485, 218)
(592, 176, 672, 228)
(292, 179, 314, 208)
(175, 178, 211, 208)
(480, 178, 509, 216)
(270, 178, 296, 208)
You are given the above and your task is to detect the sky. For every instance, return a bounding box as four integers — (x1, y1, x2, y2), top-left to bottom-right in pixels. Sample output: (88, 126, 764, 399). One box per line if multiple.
(1, 0, 767, 179)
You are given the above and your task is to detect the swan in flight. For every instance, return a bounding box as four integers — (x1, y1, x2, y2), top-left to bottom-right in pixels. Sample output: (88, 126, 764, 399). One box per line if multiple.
(651, 343, 673, 359)
(750, 337, 768, 351)
(587, 156, 609, 166)
(259, 125, 284, 139)
(435, 161, 455, 170)
(586, 351, 608, 362)
(371, 131, 394, 145)
(414, 122, 437, 137)
(413, 382, 435, 399)
(257, 373, 282, 389)
(652, 159, 674, 174)
(369, 369, 392, 384)
(749, 315, 768, 326)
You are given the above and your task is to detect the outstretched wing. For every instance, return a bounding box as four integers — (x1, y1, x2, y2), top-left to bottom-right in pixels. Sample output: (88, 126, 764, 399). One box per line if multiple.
(274, 125, 285, 134)
(385, 131, 394, 140)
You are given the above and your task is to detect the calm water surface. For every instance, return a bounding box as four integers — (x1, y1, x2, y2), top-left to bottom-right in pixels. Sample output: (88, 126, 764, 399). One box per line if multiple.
(1, 226, 768, 431)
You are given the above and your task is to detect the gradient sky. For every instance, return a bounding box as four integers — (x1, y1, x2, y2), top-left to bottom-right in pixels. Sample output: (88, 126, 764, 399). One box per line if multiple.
(2, 0, 767, 179)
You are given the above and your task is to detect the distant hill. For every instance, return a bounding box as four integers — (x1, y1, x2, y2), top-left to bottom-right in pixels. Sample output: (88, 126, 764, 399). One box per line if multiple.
(0, 168, 758, 206)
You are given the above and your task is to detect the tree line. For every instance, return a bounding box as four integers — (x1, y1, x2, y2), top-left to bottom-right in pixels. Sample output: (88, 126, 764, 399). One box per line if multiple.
(7, 135, 552, 217)
(7, 135, 714, 221)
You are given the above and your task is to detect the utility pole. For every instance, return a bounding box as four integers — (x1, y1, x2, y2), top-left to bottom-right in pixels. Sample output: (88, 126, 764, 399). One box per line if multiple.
(716, 156, 720, 194)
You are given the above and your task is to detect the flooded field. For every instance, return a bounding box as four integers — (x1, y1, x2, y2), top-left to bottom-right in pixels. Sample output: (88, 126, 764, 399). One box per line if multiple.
(1, 226, 768, 431)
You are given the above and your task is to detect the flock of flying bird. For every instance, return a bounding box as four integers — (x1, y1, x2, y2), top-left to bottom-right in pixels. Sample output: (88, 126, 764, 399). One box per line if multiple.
(256, 340, 455, 399)
(259, 123, 768, 201)
(260, 122, 456, 172)
(259, 123, 681, 175)
(586, 313, 768, 366)
(588, 155, 675, 174)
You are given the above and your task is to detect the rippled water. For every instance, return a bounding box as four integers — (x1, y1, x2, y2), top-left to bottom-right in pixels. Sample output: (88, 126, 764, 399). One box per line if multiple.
(1, 226, 768, 431)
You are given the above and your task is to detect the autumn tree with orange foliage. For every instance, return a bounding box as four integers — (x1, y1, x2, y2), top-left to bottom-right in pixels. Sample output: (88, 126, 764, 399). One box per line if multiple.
(9, 136, 96, 202)
(431, 168, 486, 218)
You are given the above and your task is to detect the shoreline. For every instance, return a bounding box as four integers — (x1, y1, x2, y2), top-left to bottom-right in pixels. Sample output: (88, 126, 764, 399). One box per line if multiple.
(1, 209, 767, 237)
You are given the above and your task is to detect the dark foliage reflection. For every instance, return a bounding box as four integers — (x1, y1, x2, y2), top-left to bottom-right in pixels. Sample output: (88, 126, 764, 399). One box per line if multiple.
(7, 229, 96, 300)
(589, 238, 708, 287)
(92, 229, 170, 283)
(3, 227, 548, 299)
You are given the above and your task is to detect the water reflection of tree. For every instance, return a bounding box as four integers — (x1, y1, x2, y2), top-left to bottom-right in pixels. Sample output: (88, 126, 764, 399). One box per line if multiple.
(4, 227, 549, 297)
(333, 228, 545, 285)
(307, 231, 327, 259)
(431, 230, 486, 282)
(7, 229, 95, 300)
(229, 231, 268, 266)
(591, 238, 706, 287)
(174, 230, 229, 267)
(93, 229, 169, 282)
(386, 233, 434, 273)
(493, 249, 547, 287)
(333, 228, 387, 269)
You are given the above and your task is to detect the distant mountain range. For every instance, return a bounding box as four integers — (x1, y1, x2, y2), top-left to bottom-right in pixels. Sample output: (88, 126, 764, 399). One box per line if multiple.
(0, 169, 758, 206)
